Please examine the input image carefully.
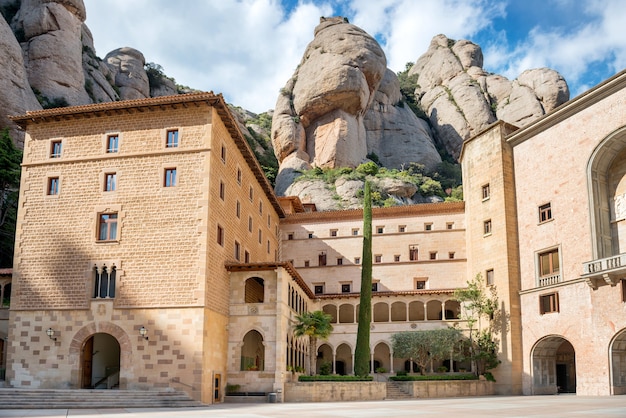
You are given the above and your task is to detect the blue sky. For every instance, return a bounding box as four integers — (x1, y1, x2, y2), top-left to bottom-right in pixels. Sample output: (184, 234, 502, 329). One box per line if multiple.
(83, 0, 625, 114)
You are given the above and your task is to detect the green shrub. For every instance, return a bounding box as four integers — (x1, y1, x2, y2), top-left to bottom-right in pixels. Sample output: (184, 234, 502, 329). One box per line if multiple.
(390, 373, 477, 381)
(356, 161, 379, 176)
(375, 367, 387, 373)
(320, 362, 332, 375)
(298, 375, 373, 382)
(396, 370, 408, 377)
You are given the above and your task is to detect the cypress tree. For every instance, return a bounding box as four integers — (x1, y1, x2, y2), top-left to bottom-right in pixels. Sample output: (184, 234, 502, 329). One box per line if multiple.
(354, 180, 372, 376)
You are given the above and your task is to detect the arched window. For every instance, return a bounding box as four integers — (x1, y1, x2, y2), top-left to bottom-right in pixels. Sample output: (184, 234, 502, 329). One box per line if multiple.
(244, 277, 264, 303)
(93, 265, 116, 298)
(241, 330, 265, 371)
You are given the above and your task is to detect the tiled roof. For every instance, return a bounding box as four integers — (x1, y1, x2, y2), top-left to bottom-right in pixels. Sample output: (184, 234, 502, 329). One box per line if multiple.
(225, 261, 314, 299)
(316, 288, 459, 300)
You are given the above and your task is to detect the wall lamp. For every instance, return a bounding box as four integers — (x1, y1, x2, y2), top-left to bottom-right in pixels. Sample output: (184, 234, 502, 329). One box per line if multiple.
(139, 326, 149, 340)
(46, 328, 57, 341)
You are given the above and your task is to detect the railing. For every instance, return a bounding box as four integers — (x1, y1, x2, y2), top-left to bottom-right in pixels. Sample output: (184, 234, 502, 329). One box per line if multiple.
(538, 273, 561, 287)
(583, 253, 626, 275)
(93, 366, 120, 389)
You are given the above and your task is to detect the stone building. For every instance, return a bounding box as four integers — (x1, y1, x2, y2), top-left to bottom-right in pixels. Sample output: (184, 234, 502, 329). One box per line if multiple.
(4, 69, 626, 402)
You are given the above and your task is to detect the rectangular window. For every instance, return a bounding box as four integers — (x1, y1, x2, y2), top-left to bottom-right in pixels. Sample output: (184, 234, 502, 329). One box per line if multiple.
(484, 219, 492, 235)
(166, 129, 179, 148)
(244, 250, 250, 263)
(372, 282, 378, 292)
(50, 140, 62, 158)
(304, 260, 310, 267)
(164, 168, 176, 187)
(234, 241, 241, 261)
(398, 225, 406, 233)
(221, 145, 226, 163)
(352, 228, 359, 236)
(409, 245, 419, 261)
(219, 181, 225, 200)
(248, 216, 252, 232)
(394, 255, 400, 262)
(539, 203, 552, 223)
(217, 224, 224, 246)
(354, 257, 361, 265)
(429, 252, 437, 260)
(341, 283, 351, 293)
(482, 183, 490, 200)
(267, 214, 271, 228)
(622, 279, 626, 302)
(249, 186, 253, 201)
(258, 229, 262, 244)
(93, 265, 116, 299)
(259, 201, 263, 215)
(314, 285, 324, 295)
(486, 269, 494, 286)
(308, 233, 313, 239)
(47, 177, 59, 195)
(376, 226, 384, 234)
(447, 222, 454, 230)
(267, 240, 270, 254)
(330, 229, 338, 237)
(106, 135, 119, 153)
(375, 254, 382, 263)
(416, 280, 426, 290)
(449, 252, 455, 259)
(540, 292, 559, 314)
(424, 223, 432, 231)
(539, 248, 560, 278)
(236, 201, 241, 218)
(287, 233, 294, 240)
(237, 168, 242, 185)
(98, 213, 118, 241)
(337, 257, 343, 265)
(318, 252, 327, 266)
(104, 173, 116, 191)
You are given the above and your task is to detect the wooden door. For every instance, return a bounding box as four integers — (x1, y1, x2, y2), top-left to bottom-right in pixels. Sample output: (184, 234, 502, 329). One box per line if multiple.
(82, 336, 93, 388)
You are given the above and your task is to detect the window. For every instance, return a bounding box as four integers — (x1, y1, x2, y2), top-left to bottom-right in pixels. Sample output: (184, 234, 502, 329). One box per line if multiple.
(166, 129, 178, 147)
(375, 254, 382, 263)
(234, 241, 241, 261)
(244, 250, 250, 263)
(267, 240, 270, 254)
(376, 226, 384, 234)
(164, 168, 176, 187)
(219, 181, 225, 200)
(337, 258, 343, 265)
(449, 252, 455, 259)
(98, 213, 118, 241)
(308, 233, 313, 239)
(304, 260, 310, 267)
(372, 282, 378, 292)
(482, 183, 490, 200)
(539, 203, 552, 223)
(622, 279, 626, 302)
(259, 201, 263, 215)
(237, 168, 242, 185)
(330, 229, 338, 237)
(104, 173, 116, 191)
(47, 177, 59, 195)
(409, 245, 419, 261)
(217, 225, 224, 246)
(416, 280, 426, 290)
(398, 225, 406, 233)
(248, 216, 252, 232)
(429, 252, 437, 260)
(267, 214, 271, 228)
(249, 186, 253, 201)
(394, 255, 400, 262)
(486, 269, 494, 286)
(93, 265, 116, 299)
(221, 145, 226, 163)
(354, 257, 361, 264)
(539, 292, 559, 314)
(352, 228, 359, 236)
(258, 229, 262, 244)
(484, 219, 492, 235)
(314, 285, 324, 295)
(236, 201, 241, 218)
(50, 140, 62, 158)
(341, 283, 351, 293)
(318, 252, 327, 266)
(106, 135, 119, 153)
(538, 248, 560, 280)
(424, 223, 432, 231)
(447, 222, 454, 230)
(287, 233, 294, 240)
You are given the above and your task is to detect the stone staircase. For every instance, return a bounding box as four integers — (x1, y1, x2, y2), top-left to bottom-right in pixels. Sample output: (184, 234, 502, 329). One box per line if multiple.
(0, 388, 204, 409)
(385, 381, 413, 400)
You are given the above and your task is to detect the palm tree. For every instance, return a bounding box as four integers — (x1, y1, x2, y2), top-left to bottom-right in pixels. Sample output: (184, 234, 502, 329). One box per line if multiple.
(293, 310, 333, 375)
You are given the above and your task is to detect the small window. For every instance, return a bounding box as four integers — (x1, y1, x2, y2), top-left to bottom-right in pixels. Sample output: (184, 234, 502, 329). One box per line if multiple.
(341, 283, 351, 293)
(217, 224, 224, 246)
(354, 257, 361, 265)
(621, 279, 626, 302)
(47, 177, 59, 195)
(424, 223, 432, 231)
(409, 245, 419, 261)
(375, 254, 382, 263)
(248, 216, 252, 232)
(244, 250, 250, 263)
(337, 257, 343, 265)
(539, 203, 552, 223)
(314, 285, 324, 295)
(287, 233, 294, 240)
(376, 226, 384, 234)
(484, 219, 492, 235)
(394, 255, 400, 262)
(106, 135, 119, 153)
(164, 168, 177, 187)
(398, 225, 406, 233)
(539, 248, 560, 278)
(219, 181, 225, 200)
(352, 228, 359, 236)
(234, 241, 241, 261)
(304, 260, 310, 267)
(50, 140, 62, 158)
(539, 292, 559, 314)
(259, 200, 263, 215)
(237, 168, 242, 185)
(446, 222, 454, 230)
(166, 129, 179, 148)
(372, 282, 378, 292)
(221, 145, 226, 163)
(267, 240, 270, 254)
(258, 229, 262, 244)
(98, 213, 118, 241)
(267, 214, 271, 228)
(104, 173, 116, 191)
(449, 252, 455, 259)
(93, 265, 116, 299)
(318, 252, 327, 266)
(486, 269, 494, 286)
(308, 233, 313, 239)
(429, 252, 437, 260)
(236, 201, 241, 218)
(249, 186, 253, 201)
(416, 280, 426, 290)
(330, 229, 338, 237)
(482, 184, 490, 200)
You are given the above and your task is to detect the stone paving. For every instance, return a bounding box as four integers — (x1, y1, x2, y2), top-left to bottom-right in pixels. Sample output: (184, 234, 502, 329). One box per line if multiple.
(1, 395, 626, 417)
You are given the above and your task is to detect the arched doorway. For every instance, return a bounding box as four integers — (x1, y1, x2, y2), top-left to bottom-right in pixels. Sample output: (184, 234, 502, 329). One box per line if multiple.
(532, 336, 576, 394)
(241, 330, 265, 371)
(610, 328, 626, 395)
(81, 333, 121, 389)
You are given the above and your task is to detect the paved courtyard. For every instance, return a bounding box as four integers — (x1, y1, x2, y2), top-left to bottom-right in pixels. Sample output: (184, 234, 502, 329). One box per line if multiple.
(1, 396, 626, 418)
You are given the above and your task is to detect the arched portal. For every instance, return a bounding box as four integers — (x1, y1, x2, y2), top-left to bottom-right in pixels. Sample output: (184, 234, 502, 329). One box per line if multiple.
(531, 336, 576, 394)
(244, 277, 264, 303)
(81, 333, 120, 389)
(317, 343, 333, 374)
(241, 330, 265, 371)
(322, 304, 338, 323)
(336, 343, 352, 375)
(610, 328, 626, 395)
(373, 342, 391, 372)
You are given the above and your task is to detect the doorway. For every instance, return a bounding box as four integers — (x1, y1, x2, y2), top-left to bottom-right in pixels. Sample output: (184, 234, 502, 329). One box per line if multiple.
(81, 333, 121, 389)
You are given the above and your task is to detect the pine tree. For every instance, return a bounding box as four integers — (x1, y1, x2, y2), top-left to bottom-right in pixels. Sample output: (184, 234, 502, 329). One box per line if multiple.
(354, 181, 372, 376)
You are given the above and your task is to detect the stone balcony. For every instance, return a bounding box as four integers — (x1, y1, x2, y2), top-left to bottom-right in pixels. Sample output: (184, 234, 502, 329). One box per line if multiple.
(581, 253, 626, 289)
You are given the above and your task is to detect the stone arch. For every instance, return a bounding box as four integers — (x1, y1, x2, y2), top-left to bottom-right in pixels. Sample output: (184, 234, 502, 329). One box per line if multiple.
(245, 277, 264, 303)
(408, 300, 424, 321)
(373, 341, 391, 372)
(241, 329, 265, 371)
(68, 322, 132, 389)
(390, 301, 406, 321)
(609, 327, 626, 394)
(338, 303, 355, 323)
(426, 300, 442, 320)
(373, 302, 389, 322)
(531, 335, 576, 394)
(317, 343, 333, 374)
(587, 125, 626, 258)
(322, 303, 338, 323)
(335, 342, 353, 375)
(444, 299, 461, 319)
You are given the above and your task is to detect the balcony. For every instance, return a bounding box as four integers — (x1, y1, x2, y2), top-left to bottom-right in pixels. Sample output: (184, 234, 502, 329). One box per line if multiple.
(581, 253, 626, 289)
(538, 273, 561, 287)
